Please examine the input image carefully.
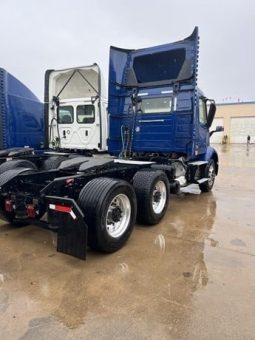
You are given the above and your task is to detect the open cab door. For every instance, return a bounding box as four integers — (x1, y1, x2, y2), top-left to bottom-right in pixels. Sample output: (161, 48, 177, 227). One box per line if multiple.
(45, 64, 107, 152)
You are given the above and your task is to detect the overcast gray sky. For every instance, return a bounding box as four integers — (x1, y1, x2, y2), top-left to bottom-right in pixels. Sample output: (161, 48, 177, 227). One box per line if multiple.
(0, 0, 254, 103)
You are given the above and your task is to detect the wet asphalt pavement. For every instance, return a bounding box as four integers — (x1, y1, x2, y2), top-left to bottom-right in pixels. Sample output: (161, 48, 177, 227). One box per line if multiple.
(0, 144, 255, 339)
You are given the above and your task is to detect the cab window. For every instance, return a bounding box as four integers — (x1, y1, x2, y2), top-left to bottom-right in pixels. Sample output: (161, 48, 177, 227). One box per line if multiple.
(199, 98, 207, 125)
(58, 106, 74, 124)
(77, 105, 95, 124)
(140, 97, 172, 114)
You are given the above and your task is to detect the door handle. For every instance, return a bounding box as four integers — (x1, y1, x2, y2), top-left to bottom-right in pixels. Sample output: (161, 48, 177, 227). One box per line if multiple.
(138, 119, 165, 123)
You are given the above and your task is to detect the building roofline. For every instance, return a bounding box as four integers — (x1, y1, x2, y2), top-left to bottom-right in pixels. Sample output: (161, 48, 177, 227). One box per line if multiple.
(216, 101, 255, 106)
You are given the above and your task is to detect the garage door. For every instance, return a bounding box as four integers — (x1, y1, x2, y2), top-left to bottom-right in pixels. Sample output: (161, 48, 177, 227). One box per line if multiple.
(210, 118, 224, 143)
(230, 117, 255, 143)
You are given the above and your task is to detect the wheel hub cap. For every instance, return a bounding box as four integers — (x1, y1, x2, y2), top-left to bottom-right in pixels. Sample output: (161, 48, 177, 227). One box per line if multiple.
(152, 180, 167, 214)
(106, 194, 131, 238)
(153, 191, 161, 203)
(111, 207, 122, 222)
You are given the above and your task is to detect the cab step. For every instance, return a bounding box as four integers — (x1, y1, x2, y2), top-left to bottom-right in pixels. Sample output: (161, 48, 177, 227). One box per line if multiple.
(196, 178, 208, 184)
(188, 161, 208, 166)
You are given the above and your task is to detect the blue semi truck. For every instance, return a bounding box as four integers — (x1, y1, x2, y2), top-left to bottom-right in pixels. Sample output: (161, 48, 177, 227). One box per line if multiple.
(0, 28, 222, 259)
(0, 68, 43, 151)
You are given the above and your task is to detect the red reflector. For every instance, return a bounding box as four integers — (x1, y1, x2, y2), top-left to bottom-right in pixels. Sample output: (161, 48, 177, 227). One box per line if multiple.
(5, 199, 13, 212)
(49, 204, 77, 220)
(27, 204, 36, 218)
(53, 205, 72, 213)
(66, 178, 74, 184)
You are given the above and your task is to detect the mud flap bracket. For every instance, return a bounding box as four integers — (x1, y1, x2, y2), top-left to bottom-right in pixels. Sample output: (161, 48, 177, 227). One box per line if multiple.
(46, 196, 88, 260)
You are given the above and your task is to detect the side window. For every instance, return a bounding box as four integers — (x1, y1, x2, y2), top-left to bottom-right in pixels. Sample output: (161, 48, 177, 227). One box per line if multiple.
(58, 106, 74, 124)
(77, 105, 95, 124)
(140, 97, 173, 114)
(199, 98, 207, 125)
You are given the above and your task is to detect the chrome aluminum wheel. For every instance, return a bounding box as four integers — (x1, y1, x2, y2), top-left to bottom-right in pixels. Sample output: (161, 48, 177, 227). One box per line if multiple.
(152, 180, 167, 214)
(208, 163, 216, 187)
(106, 194, 131, 238)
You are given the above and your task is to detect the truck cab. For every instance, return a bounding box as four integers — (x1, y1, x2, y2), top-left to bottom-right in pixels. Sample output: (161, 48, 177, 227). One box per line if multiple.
(44, 64, 107, 152)
(108, 27, 217, 163)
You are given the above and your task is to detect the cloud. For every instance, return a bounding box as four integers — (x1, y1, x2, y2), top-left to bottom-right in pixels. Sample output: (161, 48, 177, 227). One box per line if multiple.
(0, 0, 254, 102)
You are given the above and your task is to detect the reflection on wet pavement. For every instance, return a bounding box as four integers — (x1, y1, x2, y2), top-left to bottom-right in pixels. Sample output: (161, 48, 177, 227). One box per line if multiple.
(0, 145, 255, 339)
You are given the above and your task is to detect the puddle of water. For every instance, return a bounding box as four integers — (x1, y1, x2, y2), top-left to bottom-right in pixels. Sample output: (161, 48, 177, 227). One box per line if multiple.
(230, 239, 247, 247)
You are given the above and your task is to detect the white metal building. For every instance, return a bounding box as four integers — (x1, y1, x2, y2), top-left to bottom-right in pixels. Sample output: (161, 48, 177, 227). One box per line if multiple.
(211, 102, 255, 143)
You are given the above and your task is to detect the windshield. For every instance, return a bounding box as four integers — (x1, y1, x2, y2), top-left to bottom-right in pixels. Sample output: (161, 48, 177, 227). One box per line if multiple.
(140, 97, 173, 114)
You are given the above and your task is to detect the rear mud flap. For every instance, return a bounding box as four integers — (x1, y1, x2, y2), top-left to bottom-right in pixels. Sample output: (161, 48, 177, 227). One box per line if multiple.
(46, 196, 88, 260)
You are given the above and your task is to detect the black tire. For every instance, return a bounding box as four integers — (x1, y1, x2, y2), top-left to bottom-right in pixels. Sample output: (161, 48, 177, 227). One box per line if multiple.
(78, 177, 137, 253)
(0, 159, 37, 175)
(199, 160, 216, 192)
(41, 156, 66, 170)
(133, 170, 170, 225)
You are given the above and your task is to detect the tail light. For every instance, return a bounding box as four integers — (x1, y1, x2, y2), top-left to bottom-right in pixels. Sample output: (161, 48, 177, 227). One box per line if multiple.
(26, 204, 36, 218)
(5, 199, 13, 212)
